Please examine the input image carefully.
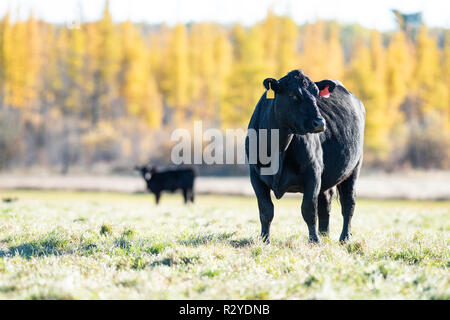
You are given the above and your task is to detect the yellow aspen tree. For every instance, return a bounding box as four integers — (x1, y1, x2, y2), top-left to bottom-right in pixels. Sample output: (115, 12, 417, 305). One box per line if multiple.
(214, 27, 233, 126)
(83, 21, 101, 124)
(148, 26, 169, 86)
(24, 14, 42, 107)
(411, 26, 446, 117)
(369, 30, 390, 158)
(370, 30, 386, 77)
(223, 24, 265, 127)
(326, 22, 344, 80)
(385, 31, 412, 117)
(120, 20, 146, 115)
(144, 76, 163, 129)
(189, 23, 216, 122)
(53, 27, 69, 111)
(97, 0, 120, 121)
(259, 9, 279, 76)
(345, 38, 389, 161)
(162, 23, 190, 125)
(5, 16, 28, 108)
(39, 23, 59, 111)
(67, 22, 85, 113)
(0, 11, 11, 106)
(119, 21, 162, 128)
(1, 12, 14, 107)
(443, 31, 450, 130)
(299, 21, 328, 80)
(277, 16, 299, 78)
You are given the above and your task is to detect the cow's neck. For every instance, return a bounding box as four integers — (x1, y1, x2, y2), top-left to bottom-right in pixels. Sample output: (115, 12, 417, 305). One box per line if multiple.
(268, 103, 293, 152)
(265, 102, 294, 195)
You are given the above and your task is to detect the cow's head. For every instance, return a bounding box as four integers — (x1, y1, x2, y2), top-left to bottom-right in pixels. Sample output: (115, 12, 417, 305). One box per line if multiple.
(135, 165, 157, 181)
(263, 70, 336, 135)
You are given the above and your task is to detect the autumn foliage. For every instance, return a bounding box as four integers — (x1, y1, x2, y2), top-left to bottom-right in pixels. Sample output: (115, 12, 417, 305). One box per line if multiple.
(0, 5, 449, 172)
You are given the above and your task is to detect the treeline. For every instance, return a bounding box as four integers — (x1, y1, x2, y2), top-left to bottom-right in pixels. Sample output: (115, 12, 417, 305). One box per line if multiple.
(0, 5, 449, 173)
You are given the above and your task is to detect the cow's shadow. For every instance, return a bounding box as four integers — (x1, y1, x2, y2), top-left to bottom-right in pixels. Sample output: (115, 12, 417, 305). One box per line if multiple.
(0, 242, 73, 259)
(0, 232, 255, 260)
(0, 239, 97, 259)
(178, 232, 254, 248)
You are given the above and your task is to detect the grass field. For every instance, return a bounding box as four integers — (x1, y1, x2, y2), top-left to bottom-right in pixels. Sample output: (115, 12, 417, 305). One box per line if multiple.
(0, 190, 449, 299)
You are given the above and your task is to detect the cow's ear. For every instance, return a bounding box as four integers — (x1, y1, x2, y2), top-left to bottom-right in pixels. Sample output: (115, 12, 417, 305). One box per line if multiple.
(315, 80, 337, 98)
(263, 78, 280, 93)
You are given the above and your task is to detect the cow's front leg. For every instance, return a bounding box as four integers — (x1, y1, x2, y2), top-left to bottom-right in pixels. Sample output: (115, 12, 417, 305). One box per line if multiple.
(301, 176, 321, 243)
(250, 170, 274, 244)
(154, 192, 161, 205)
(182, 188, 188, 204)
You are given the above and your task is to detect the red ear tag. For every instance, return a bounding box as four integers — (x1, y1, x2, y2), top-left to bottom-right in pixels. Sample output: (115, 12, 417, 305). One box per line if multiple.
(319, 86, 330, 98)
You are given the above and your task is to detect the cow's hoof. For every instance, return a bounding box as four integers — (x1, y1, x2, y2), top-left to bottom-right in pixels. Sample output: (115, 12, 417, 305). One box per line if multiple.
(308, 235, 320, 244)
(319, 231, 329, 237)
(260, 234, 270, 244)
(339, 233, 351, 243)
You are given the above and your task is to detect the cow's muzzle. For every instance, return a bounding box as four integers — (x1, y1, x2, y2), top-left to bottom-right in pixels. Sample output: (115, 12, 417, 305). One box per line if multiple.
(311, 118, 326, 133)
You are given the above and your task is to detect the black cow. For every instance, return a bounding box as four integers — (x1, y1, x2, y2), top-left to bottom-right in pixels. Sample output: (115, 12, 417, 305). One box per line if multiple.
(246, 70, 365, 243)
(135, 165, 196, 204)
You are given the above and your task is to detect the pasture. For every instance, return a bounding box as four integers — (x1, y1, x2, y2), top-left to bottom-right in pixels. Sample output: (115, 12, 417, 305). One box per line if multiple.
(0, 190, 448, 299)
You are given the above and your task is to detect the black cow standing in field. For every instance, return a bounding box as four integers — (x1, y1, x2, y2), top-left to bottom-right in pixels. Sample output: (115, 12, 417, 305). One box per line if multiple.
(246, 70, 365, 243)
(135, 166, 196, 204)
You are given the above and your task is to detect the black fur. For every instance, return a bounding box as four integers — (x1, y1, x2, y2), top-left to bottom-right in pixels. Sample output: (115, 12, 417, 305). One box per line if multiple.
(246, 70, 365, 243)
(136, 166, 196, 204)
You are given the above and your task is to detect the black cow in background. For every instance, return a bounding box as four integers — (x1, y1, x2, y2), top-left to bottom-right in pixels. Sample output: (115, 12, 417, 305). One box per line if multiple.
(135, 165, 196, 204)
(246, 69, 365, 244)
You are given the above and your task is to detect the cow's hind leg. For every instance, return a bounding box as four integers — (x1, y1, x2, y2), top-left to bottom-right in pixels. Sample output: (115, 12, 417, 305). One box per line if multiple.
(250, 170, 274, 244)
(337, 161, 361, 242)
(189, 188, 195, 203)
(318, 188, 334, 237)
